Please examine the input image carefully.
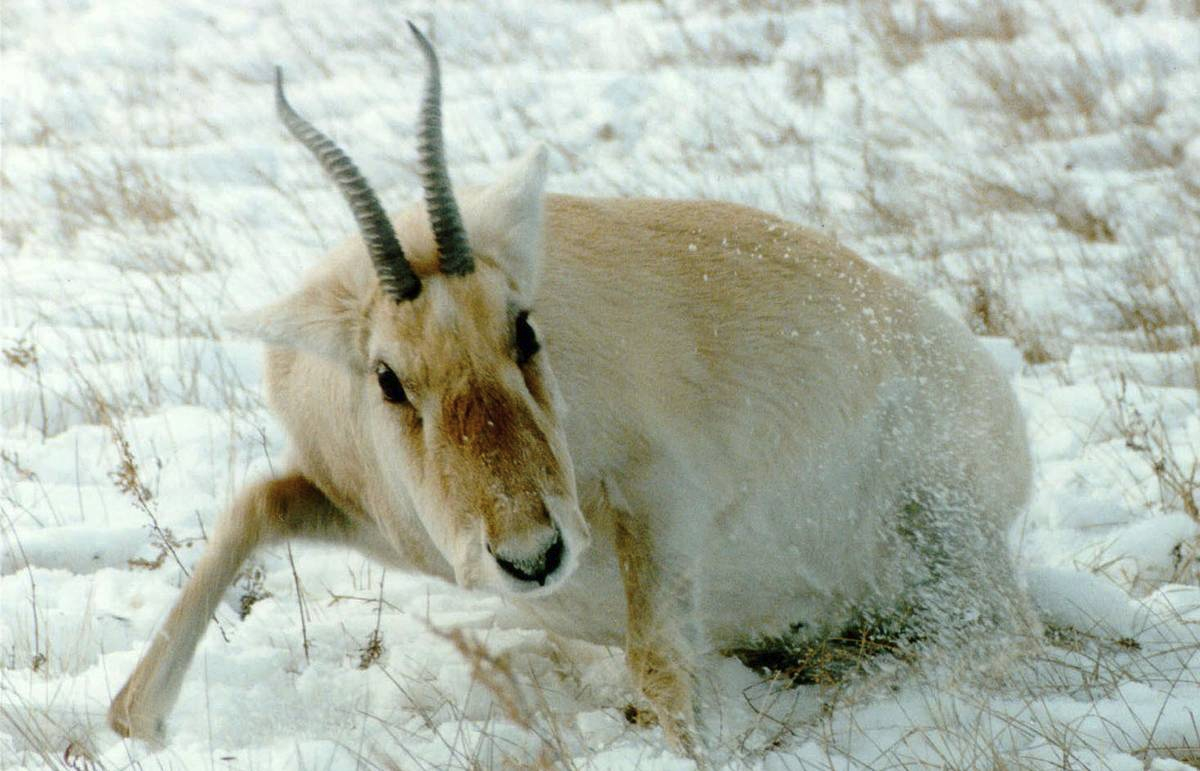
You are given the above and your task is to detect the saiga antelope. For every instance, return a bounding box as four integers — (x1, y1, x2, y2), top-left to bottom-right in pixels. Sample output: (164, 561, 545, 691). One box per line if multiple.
(108, 23, 1034, 755)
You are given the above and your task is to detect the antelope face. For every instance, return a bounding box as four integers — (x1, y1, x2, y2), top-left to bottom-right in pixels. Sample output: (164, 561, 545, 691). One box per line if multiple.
(243, 25, 588, 595)
(365, 264, 587, 594)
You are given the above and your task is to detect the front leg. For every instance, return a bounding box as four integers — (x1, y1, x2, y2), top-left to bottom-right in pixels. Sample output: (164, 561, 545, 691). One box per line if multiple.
(604, 481, 702, 757)
(108, 472, 376, 742)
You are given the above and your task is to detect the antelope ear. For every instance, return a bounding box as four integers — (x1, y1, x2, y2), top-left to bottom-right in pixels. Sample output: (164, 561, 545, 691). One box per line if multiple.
(472, 144, 548, 305)
(224, 271, 368, 369)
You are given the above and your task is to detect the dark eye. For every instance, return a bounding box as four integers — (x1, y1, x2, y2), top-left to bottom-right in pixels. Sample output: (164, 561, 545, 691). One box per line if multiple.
(514, 310, 540, 365)
(374, 362, 408, 404)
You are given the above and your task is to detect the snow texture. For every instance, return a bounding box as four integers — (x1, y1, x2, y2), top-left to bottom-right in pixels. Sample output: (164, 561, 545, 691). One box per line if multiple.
(2, 0, 1199, 768)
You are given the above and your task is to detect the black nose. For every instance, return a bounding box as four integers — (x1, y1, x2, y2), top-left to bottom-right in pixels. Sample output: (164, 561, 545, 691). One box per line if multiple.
(491, 529, 564, 586)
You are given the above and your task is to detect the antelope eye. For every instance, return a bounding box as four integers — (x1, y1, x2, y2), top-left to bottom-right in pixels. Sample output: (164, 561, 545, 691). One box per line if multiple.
(374, 362, 407, 404)
(514, 311, 540, 365)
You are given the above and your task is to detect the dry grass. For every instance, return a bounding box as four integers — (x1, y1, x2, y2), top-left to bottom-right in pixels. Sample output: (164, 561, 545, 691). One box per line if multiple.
(1111, 375, 1200, 524)
(0, 689, 103, 771)
(360, 624, 589, 771)
(965, 274, 1057, 364)
(648, 5, 786, 67)
(46, 155, 188, 239)
(863, 0, 1025, 69)
(1096, 247, 1200, 357)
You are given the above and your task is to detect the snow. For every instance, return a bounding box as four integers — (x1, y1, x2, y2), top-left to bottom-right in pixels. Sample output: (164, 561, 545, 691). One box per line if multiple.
(3, 0, 1199, 768)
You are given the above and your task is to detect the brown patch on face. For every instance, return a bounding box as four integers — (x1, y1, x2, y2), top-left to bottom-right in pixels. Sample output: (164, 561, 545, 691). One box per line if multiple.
(440, 379, 558, 542)
(442, 380, 528, 450)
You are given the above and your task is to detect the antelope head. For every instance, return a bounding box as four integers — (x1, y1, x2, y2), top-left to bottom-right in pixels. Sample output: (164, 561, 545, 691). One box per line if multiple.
(239, 24, 588, 595)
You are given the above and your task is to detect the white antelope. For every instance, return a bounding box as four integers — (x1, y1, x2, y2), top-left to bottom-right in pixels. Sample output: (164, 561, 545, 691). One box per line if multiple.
(109, 24, 1033, 754)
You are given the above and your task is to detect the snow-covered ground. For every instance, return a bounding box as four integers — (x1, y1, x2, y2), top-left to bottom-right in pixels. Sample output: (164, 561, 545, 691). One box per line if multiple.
(3, 0, 1199, 768)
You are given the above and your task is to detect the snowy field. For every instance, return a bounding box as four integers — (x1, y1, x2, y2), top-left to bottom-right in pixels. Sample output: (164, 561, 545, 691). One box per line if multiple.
(3, 0, 1200, 768)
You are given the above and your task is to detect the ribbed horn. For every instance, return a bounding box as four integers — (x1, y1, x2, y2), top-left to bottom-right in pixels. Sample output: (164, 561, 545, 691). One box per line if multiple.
(407, 22, 473, 276)
(274, 66, 422, 302)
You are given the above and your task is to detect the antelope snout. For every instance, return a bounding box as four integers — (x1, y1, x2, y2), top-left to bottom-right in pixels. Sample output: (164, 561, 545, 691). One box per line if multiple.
(487, 525, 564, 588)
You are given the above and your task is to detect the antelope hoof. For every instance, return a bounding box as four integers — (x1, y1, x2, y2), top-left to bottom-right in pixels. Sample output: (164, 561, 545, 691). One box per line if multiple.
(633, 684, 704, 760)
(660, 711, 703, 763)
(108, 689, 166, 745)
